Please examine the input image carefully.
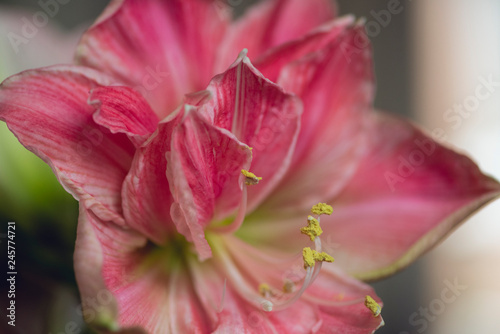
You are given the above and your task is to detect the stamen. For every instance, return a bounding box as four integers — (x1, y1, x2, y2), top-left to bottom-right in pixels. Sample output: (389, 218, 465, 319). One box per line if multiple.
(215, 203, 336, 313)
(311, 203, 333, 216)
(302, 247, 334, 269)
(261, 300, 273, 312)
(257, 206, 335, 312)
(300, 216, 323, 241)
(365, 296, 382, 317)
(241, 169, 262, 185)
(258, 283, 272, 298)
(217, 279, 227, 313)
(283, 279, 295, 293)
(211, 168, 260, 233)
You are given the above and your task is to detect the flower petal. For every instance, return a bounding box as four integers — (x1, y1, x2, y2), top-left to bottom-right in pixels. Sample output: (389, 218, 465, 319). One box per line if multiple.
(121, 111, 182, 245)
(90, 86, 159, 147)
(200, 54, 302, 211)
(76, 0, 229, 117)
(305, 267, 385, 333)
(188, 259, 279, 334)
(321, 112, 500, 280)
(264, 24, 374, 212)
(254, 15, 355, 83)
(75, 206, 209, 333)
(167, 108, 253, 259)
(0, 66, 135, 223)
(249, 113, 500, 281)
(74, 206, 146, 331)
(216, 0, 337, 72)
(202, 235, 382, 333)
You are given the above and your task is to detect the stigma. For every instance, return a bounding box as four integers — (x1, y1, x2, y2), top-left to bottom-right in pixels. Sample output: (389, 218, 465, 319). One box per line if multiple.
(302, 247, 334, 269)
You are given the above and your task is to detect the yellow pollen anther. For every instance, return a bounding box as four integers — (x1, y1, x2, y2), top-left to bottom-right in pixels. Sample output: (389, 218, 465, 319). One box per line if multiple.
(241, 169, 262, 186)
(302, 247, 334, 269)
(258, 283, 271, 297)
(364, 296, 382, 317)
(300, 216, 323, 241)
(311, 203, 333, 216)
(283, 279, 295, 293)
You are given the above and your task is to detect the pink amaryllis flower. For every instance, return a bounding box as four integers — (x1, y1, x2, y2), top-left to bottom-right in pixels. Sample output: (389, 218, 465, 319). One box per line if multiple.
(1, 0, 499, 333)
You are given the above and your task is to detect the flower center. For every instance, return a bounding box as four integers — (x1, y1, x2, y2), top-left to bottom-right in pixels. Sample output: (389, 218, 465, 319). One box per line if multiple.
(211, 170, 338, 312)
(151, 169, 380, 317)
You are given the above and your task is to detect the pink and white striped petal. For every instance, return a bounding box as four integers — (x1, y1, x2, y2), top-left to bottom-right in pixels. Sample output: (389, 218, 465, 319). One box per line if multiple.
(121, 111, 183, 245)
(75, 206, 210, 333)
(304, 267, 384, 333)
(216, 0, 337, 72)
(74, 206, 146, 331)
(200, 53, 302, 212)
(264, 24, 374, 213)
(0, 66, 134, 224)
(76, 0, 229, 117)
(319, 112, 500, 280)
(188, 259, 281, 334)
(167, 108, 253, 260)
(254, 15, 355, 83)
(90, 86, 159, 147)
(244, 112, 500, 281)
(193, 235, 382, 333)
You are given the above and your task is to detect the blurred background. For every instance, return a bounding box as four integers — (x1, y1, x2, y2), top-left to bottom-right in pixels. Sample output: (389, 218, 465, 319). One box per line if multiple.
(0, 1, 498, 333)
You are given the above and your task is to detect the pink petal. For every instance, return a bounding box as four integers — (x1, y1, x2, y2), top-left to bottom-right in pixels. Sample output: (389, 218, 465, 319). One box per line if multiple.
(317, 309, 384, 334)
(201, 235, 382, 333)
(75, 206, 210, 333)
(188, 258, 283, 333)
(76, 0, 229, 117)
(121, 111, 183, 245)
(167, 108, 253, 259)
(74, 206, 146, 331)
(216, 0, 337, 72)
(0, 66, 135, 223)
(90, 86, 159, 147)
(201, 53, 302, 211)
(321, 112, 500, 280)
(251, 113, 500, 281)
(305, 267, 385, 333)
(254, 16, 355, 83)
(264, 24, 374, 212)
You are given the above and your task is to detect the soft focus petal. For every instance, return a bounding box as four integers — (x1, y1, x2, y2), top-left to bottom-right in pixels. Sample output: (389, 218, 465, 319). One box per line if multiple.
(321, 112, 500, 280)
(200, 235, 382, 333)
(121, 111, 182, 245)
(200, 54, 302, 211)
(76, 0, 229, 117)
(90, 86, 159, 147)
(305, 267, 384, 333)
(265, 24, 374, 212)
(75, 206, 209, 333)
(216, 0, 336, 72)
(0, 66, 135, 223)
(74, 206, 146, 331)
(254, 16, 355, 82)
(250, 113, 500, 281)
(167, 108, 252, 259)
(188, 260, 279, 334)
